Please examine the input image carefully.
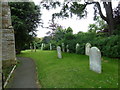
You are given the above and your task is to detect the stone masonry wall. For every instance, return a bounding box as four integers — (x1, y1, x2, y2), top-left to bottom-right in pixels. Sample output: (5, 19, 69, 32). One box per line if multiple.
(2, 2, 16, 62)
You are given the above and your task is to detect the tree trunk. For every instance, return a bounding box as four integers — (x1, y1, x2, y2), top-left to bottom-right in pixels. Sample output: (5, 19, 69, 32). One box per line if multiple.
(95, 2, 114, 35)
(103, 2, 114, 35)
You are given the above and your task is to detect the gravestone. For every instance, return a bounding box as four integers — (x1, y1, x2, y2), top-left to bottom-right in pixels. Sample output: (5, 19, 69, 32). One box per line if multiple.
(66, 45, 69, 52)
(41, 43, 44, 50)
(50, 43, 52, 50)
(62, 43, 65, 52)
(76, 43, 80, 53)
(89, 47, 102, 73)
(85, 43, 91, 56)
(57, 46, 62, 59)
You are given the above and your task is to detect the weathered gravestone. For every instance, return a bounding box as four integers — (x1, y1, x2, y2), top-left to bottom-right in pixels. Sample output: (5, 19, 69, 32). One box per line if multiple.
(66, 45, 69, 52)
(50, 43, 52, 50)
(62, 43, 65, 52)
(85, 43, 91, 56)
(89, 47, 102, 73)
(76, 43, 80, 53)
(57, 46, 62, 59)
(41, 43, 44, 50)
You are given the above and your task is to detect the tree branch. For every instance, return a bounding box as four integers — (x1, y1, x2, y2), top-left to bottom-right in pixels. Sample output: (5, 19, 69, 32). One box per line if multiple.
(85, 2, 108, 23)
(95, 2, 108, 22)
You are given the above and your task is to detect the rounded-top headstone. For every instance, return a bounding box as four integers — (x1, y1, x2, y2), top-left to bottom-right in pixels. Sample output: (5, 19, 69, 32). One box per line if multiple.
(89, 47, 102, 73)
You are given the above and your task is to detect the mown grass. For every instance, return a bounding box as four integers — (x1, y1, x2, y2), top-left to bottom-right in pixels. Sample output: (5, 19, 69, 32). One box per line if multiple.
(17, 50, 119, 88)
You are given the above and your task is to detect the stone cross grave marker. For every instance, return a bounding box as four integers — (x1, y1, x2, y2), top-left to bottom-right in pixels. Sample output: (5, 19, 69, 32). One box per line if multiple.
(62, 43, 65, 52)
(85, 43, 91, 56)
(76, 43, 80, 53)
(89, 47, 102, 73)
(57, 46, 62, 59)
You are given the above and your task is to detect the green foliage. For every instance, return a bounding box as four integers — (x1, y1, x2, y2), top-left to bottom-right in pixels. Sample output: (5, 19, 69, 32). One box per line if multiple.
(92, 35, 120, 58)
(88, 16, 107, 33)
(9, 2, 41, 53)
(43, 25, 119, 58)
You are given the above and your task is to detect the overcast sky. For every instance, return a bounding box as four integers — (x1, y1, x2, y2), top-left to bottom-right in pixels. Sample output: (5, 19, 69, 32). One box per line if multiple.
(33, 0, 119, 37)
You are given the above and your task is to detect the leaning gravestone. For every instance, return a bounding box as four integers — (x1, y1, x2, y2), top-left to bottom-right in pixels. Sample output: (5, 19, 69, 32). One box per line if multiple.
(66, 45, 69, 52)
(85, 43, 91, 56)
(50, 43, 52, 50)
(62, 43, 65, 52)
(89, 47, 102, 73)
(57, 46, 62, 59)
(76, 43, 80, 53)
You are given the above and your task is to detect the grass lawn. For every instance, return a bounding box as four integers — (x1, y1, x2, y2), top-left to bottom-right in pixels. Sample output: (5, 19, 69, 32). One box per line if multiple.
(17, 50, 119, 88)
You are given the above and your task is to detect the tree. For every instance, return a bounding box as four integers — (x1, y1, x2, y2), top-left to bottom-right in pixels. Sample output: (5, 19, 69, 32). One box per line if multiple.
(113, 3, 120, 35)
(41, 0, 118, 35)
(9, 2, 41, 53)
(88, 16, 107, 33)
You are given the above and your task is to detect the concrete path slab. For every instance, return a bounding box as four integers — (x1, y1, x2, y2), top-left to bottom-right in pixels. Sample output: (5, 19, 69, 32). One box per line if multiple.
(7, 57, 40, 88)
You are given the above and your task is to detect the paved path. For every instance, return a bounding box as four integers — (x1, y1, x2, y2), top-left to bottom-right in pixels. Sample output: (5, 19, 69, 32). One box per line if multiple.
(7, 57, 40, 88)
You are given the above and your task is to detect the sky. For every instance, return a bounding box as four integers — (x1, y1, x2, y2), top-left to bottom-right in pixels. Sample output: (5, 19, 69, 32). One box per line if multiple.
(33, 0, 119, 38)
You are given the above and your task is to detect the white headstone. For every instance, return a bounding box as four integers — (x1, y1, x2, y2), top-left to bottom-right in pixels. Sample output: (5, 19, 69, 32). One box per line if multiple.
(62, 43, 65, 52)
(50, 43, 52, 50)
(57, 46, 62, 59)
(76, 43, 79, 53)
(85, 43, 91, 55)
(41, 43, 44, 50)
(66, 45, 69, 52)
(89, 47, 102, 73)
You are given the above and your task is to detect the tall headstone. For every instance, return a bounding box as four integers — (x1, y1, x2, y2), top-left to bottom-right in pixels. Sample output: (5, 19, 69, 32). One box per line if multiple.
(76, 43, 79, 53)
(85, 43, 91, 56)
(57, 46, 62, 59)
(41, 43, 44, 50)
(66, 45, 69, 52)
(62, 43, 65, 52)
(2, 1, 16, 66)
(50, 43, 52, 50)
(89, 47, 102, 73)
